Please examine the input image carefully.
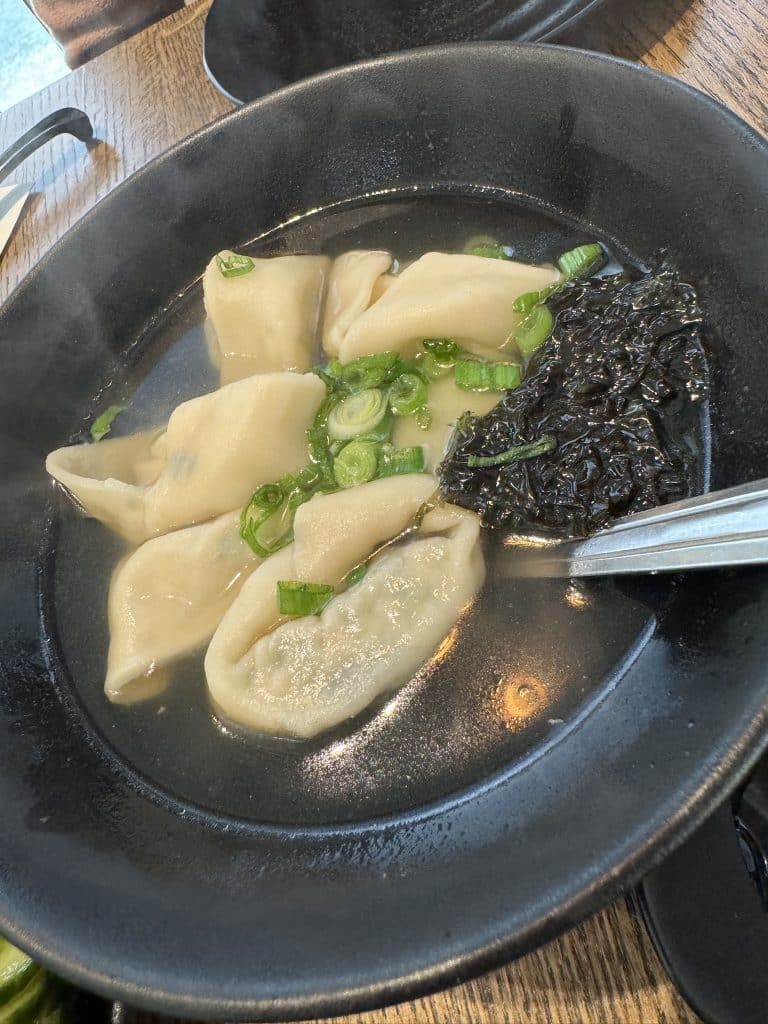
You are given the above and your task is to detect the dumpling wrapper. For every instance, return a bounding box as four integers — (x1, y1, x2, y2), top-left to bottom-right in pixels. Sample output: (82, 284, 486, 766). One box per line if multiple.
(321, 250, 392, 357)
(203, 252, 329, 383)
(339, 251, 560, 363)
(105, 511, 261, 704)
(393, 374, 499, 472)
(46, 371, 325, 544)
(205, 478, 484, 738)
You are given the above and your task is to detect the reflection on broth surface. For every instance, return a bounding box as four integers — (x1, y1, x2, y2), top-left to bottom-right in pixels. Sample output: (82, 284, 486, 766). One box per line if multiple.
(43, 191, 709, 825)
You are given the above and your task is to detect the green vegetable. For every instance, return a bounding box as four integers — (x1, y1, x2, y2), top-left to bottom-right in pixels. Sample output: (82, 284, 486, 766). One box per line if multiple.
(466, 243, 508, 259)
(90, 404, 124, 442)
(343, 564, 368, 588)
(333, 440, 379, 489)
(512, 286, 556, 315)
(514, 304, 554, 357)
(378, 445, 425, 477)
(454, 360, 522, 392)
(389, 372, 428, 416)
(0, 967, 46, 1024)
(327, 388, 387, 441)
(466, 435, 557, 468)
(240, 481, 301, 557)
(335, 352, 402, 391)
(418, 353, 453, 380)
(0, 939, 36, 1004)
(557, 243, 604, 280)
(415, 406, 432, 430)
(215, 252, 255, 278)
(277, 581, 334, 617)
(422, 338, 460, 364)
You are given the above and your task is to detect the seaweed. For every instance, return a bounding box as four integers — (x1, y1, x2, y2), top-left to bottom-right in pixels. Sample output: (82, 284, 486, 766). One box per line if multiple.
(437, 263, 709, 537)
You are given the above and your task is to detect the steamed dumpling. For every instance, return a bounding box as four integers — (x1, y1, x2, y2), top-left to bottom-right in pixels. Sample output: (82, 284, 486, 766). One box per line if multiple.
(46, 372, 325, 543)
(105, 511, 261, 704)
(339, 252, 560, 363)
(205, 479, 484, 738)
(393, 374, 499, 472)
(322, 250, 392, 357)
(204, 252, 329, 383)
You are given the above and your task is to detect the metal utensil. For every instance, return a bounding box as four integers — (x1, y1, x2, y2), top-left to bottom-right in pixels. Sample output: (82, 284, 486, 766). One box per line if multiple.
(508, 478, 768, 577)
(0, 108, 93, 260)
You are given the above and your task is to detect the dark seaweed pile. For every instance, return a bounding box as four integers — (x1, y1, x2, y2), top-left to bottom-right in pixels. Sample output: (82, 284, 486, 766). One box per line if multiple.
(438, 264, 710, 537)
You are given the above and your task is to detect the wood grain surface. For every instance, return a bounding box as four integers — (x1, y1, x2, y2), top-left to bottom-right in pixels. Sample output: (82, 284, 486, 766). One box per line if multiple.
(2, 0, 766, 1020)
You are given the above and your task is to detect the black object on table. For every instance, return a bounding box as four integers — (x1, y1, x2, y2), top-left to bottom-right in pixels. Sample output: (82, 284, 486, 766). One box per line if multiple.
(639, 754, 768, 1024)
(203, 0, 607, 103)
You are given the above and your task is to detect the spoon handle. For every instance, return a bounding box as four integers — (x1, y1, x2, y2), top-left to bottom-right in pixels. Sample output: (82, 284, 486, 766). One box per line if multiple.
(509, 478, 768, 577)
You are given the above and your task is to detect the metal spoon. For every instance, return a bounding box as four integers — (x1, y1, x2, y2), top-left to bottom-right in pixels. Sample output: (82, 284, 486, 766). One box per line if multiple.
(506, 478, 768, 577)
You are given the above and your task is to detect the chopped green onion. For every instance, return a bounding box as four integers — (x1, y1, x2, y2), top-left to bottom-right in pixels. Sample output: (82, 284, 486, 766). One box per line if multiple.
(418, 352, 453, 380)
(277, 580, 334, 616)
(240, 482, 296, 556)
(333, 440, 379, 489)
(514, 304, 554, 357)
(337, 352, 402, 391)
(466, 435, 557, 468)
(343, 564, 368, 588)
(557, 243, 604, 280)
(423, 338, 460, 364)
(356, 409, 394, 445)
(90, 404, 124, 442)
(215, 252, 255, 278)
(454, 360, 522, 392)
(466, 243, 509, 259)
(389, 372, 429, 416)
(327, 388, 387, 441)
(416, 406, 432, 430)
(512, 286, 557, 315)
(378, 445, 425, 477)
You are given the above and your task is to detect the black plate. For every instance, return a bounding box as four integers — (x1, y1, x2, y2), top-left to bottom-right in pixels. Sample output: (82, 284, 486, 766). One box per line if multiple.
(203, 0, 608, 104)
(638, 758, 768, 1024)
(2, 44, 768, 1022)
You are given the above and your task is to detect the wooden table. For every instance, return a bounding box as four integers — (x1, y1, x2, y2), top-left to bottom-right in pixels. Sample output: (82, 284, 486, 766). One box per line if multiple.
(1, 0, 766, 1020)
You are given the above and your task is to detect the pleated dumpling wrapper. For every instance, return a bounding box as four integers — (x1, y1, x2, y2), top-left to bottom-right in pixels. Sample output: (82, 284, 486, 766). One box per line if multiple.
(338, 251, 560, 363)
(105, 511, 261, 704)
(205, 477, 484, 738)
(46, 371, 325, 544)
(321, 250, 392, 357)
(203, 252, 329, 383)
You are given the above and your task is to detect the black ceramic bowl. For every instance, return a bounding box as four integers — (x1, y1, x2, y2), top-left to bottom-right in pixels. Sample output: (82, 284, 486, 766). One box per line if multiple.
(1, 44, 768, 1022)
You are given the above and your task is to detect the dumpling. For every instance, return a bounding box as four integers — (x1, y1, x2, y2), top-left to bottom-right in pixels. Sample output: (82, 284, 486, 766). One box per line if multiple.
(393, 374, 499, 472)
(46, 372, 325, 543)
(321, 250, 392, 357)
(105, 511, 261, 704)
(203, 251, 329, 383)
(205, 479, 484, 738)
(339, 252, 560, 363)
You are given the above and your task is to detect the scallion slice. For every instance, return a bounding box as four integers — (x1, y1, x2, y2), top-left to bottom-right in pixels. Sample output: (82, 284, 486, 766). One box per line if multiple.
(90, 404, 124, 442)
(343, 564, 368, 588)
(557, 243, 604, 280)
(466, 435, 557, 468)
(512, 286, 557, 315)
(514, 305, 554, 357)
(378, 445, 425, 477)
(466, 243, 508, 259)
(277, 580, 334, 616)
(418, 353, 452, 380)
(415, 406, 432, 430)
(338, 352, 402, 391)
(422, 338, 460, 364)
(389, 372, 428, 416)
(215, 252, 255, 278)
(454, 360, 522, 392)
(333, 440, 379, 489)
(327, 388, 387, 441)
(240, 482, 294, 556)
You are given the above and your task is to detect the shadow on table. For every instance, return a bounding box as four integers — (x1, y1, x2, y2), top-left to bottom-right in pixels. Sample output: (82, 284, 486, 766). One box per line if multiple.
(560, 0, 698, 64)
